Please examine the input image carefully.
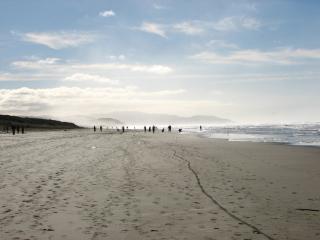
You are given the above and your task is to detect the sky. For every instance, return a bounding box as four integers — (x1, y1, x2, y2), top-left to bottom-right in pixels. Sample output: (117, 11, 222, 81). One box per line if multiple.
(0, 0, 319, 123)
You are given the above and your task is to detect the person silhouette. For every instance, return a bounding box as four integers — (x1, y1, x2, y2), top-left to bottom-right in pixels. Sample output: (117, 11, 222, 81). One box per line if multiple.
(144, 126, 147, 132)
(21, 126, 25, 134)
(122, 126, 125, 133)
(94, 126, 96, 132)
(200, 125, 202, 131)
(100, 126, 102, 132)
(162, 128, 164, 133)
(168, 125, 172, 132)
(152, 125, 155, 134)
(12, 125, 16, 135)
(148, 126, 151, 132)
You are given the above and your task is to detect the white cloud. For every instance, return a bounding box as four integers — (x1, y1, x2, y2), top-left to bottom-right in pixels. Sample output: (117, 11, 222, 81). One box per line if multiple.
(136, 17, 260, 38)
(64, 73, 118, 84)
(12, 57, 61, 69)
(125, 64, 172, 74)
(99, 10, 115, 17)
(71, 63, 173, 74)
(21, 31, 96, 49)
(11, 58, 173, 75)
(6, 57, 173, 85)
(173, 21, 204, 35)
(36, 57, 60, 64)
(137, 22, 167, 38)
(213, 16, 261, 31)
(190, 48, 320, 65)
(137, 21, 204, 37)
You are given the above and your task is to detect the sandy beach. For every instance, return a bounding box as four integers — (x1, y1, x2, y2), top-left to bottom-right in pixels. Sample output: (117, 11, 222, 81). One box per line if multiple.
(0, 130, 319, 240)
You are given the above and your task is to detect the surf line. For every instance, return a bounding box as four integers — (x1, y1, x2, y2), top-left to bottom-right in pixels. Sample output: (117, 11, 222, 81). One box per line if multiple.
(172, 150, 276, 240)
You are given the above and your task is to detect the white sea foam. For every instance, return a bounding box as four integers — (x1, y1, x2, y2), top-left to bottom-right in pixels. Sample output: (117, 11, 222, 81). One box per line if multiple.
(180, 123, 320, 147)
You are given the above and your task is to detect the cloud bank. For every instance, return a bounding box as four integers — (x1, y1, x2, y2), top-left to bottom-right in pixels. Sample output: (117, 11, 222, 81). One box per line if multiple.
(0, 87, 191, 118)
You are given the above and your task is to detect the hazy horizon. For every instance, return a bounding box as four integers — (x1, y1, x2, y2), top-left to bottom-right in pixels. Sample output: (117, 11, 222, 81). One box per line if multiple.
(1, 0, 319, 123)
(6, 111, 317, 127)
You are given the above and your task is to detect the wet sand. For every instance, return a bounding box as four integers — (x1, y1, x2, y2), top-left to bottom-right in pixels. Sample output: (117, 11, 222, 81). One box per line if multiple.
(0, 130, 319, 240)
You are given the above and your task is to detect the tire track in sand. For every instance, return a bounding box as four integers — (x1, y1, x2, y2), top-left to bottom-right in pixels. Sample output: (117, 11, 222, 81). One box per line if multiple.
(172, 150, 276, 240)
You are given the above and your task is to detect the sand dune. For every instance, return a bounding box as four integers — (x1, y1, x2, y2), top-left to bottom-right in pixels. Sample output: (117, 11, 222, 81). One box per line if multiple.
(0, 130, 319, 240)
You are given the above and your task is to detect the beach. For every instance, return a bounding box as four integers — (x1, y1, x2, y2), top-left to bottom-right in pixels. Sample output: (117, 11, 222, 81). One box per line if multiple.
(0, 130, 319, 240)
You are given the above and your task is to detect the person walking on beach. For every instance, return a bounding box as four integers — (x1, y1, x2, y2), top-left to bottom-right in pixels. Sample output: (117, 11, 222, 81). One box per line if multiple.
(21, 126, 25, 134)
(94, 126, 96, 132)
(162, 128, 164, 133)
(200, 125, 202, 131)
(17, 126, 20, 134)
(168, 125, 172, 132)
(148, 126, 151, 132)
(11, 125, 16, 135)
(100, 126, 102, 132)
(122, 126, 125, 133)
(144, 126, 147, 132)
(152, 125, 155, 134)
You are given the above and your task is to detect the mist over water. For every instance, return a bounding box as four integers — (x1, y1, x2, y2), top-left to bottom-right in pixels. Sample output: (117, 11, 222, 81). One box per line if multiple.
(181, 123, 320, 147)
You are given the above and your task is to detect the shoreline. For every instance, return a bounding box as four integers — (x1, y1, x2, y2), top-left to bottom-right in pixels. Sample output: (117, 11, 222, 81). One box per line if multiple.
(2, 126, 320, 149)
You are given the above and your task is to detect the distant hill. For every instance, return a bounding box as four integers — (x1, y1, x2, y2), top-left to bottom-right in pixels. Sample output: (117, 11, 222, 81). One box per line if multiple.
(97, 118, 123, 125)
(104, 111, 231, 125)
(0, 115, 80, 130)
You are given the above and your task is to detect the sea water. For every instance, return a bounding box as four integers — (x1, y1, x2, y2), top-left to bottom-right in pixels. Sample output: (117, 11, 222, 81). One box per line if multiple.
(181, 123, 320, 147)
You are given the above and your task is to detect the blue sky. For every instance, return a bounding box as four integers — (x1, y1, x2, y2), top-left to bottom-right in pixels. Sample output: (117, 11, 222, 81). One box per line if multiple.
(0, 0, 319, 123)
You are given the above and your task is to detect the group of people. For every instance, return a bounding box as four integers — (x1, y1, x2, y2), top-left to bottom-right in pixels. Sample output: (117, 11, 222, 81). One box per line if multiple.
(93, 125, 129, 133)
(2, 125, 25, 135)
(142, 125, 174, 134)
(93, 125, 104, 132)
(92, 125, 206, 133)
(143, 125, 161, 133)
(92, 124, 179, 133)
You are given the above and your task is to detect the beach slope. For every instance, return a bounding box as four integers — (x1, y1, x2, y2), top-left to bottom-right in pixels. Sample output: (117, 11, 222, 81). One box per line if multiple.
(0, 130, 319, 240)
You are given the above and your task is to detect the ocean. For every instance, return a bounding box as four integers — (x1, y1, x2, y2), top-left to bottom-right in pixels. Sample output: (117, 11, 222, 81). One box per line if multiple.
(181, 123, 320, 147)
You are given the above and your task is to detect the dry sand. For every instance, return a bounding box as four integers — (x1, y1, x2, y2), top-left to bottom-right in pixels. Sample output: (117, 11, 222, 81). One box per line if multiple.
(0, 130, 319, 240)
